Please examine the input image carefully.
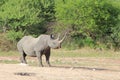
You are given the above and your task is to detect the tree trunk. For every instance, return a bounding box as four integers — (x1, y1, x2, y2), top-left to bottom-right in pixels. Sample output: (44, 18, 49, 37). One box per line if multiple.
(3, 26, 7, 33)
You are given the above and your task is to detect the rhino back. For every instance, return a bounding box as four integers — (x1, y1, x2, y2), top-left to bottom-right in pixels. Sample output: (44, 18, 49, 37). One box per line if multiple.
(34, 35, 50, 51)
(17, 35, 50, 56)
(17, 36, 31, 51)
(17, 36, 39, 56)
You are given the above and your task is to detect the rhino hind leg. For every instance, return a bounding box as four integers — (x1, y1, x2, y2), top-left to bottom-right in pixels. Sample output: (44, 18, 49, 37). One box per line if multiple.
(20, 51, 27, 64)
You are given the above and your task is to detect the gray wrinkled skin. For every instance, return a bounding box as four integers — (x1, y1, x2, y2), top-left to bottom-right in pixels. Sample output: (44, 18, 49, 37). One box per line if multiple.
(17, 33, 66, 67)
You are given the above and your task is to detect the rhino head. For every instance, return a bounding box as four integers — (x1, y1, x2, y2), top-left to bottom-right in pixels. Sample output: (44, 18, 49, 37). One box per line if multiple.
(48, 32, 67, 49)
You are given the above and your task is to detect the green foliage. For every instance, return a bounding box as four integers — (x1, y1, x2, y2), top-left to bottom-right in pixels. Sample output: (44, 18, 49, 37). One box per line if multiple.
(0, 0, 43, 29)
(111, 23, 120, 50)
(39, 0, 55, 21)
(0, 0, 120, 50)
(0, 0, 55, 40)
(55, 0, 120, 50)
(25, 23, 46, 36)
(6, 30, 24, 42)
(0, 0, 6, 6)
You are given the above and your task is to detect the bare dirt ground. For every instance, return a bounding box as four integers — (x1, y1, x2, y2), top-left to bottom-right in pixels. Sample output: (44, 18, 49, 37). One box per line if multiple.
(0, 57, 120, 80)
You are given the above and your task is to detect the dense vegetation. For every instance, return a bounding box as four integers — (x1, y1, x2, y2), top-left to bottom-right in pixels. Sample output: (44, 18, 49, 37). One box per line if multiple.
(0, 0, 120, 51)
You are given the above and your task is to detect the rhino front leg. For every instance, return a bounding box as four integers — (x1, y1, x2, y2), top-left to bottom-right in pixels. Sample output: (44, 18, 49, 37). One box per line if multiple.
(45, 55, 51, 67)
(45, 51, 51, 67)
(36, 51, 43, 67)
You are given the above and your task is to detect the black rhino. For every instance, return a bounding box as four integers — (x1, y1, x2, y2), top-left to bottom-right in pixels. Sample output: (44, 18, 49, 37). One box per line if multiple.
(17, 33, 67, 67)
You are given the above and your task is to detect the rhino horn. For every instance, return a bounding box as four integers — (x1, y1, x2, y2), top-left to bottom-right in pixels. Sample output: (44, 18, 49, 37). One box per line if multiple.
(59, 32, 67, 43)
(56, 33, 60, 40)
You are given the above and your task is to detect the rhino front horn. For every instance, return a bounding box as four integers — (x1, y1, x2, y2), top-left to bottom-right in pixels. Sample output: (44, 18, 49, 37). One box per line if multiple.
(56, 33, 60, 40)
(59, 32, 67, 43)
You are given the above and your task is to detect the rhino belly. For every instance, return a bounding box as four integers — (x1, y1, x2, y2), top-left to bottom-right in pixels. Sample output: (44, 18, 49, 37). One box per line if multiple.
(24, 50, 37, 57)
(27, 52, 36, 57)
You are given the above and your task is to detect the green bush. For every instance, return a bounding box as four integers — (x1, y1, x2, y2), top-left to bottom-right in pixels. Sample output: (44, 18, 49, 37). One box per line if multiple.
(6, 30, 24, 42)
(55, 0, 120, 50)
(0, 0, 120, 50)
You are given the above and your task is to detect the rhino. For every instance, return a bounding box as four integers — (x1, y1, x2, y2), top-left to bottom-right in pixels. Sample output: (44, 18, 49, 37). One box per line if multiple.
(17, 33, 67, 67)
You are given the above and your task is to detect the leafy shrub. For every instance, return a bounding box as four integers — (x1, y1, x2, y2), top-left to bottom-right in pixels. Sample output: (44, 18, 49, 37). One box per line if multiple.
(6, 30, 24, 42)
(55, 0, 120, 50)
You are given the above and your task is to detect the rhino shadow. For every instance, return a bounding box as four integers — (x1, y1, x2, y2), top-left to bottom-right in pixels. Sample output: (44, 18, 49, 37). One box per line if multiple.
(51, 65, 120, 72)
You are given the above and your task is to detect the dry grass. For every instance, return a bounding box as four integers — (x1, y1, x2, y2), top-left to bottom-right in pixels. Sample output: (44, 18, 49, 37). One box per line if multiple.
(0, 33, 16, 51)
(51, 47, 120, 58)
(0, 48, 120, 69)
(0, 47, 120, 58)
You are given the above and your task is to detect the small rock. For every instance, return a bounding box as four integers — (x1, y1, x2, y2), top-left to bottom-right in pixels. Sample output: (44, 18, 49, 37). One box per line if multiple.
(70, 67, 74, 70)
(92, 69, 96, 71)
(19, 63, 28, 66)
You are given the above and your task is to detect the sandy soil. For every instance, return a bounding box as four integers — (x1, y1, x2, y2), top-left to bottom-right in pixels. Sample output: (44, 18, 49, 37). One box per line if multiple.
(0, 62, 119, 80)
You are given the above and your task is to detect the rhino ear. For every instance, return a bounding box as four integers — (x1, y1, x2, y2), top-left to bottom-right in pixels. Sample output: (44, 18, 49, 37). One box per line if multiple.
(50, 34, 54, 39)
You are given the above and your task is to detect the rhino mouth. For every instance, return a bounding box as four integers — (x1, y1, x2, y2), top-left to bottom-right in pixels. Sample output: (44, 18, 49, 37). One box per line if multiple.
(54, 46, 61, 49)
